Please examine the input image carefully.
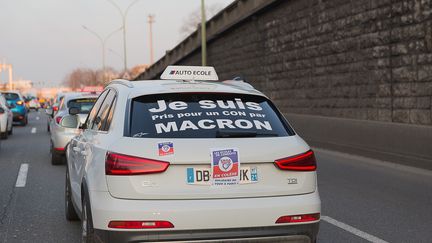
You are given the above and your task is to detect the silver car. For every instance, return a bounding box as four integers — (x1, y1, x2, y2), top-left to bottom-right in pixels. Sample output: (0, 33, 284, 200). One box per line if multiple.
(47, 92, 66, 132)
(49, 93, 98, 165)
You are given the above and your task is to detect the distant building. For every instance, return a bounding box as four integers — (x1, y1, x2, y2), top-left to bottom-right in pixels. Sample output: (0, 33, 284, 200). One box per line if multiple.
(0, 79, 33, 93)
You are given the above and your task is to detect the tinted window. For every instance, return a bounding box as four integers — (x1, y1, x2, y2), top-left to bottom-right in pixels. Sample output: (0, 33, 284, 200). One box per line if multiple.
(2, 93, 19, 100)
(92, 90, 116, 131)
(129, 93, 293, 138)
(57, 95, 65, 104)
(85, 90, 109, 129)
(59, 97, 66, 110)
(67, 98, 97, 114)
(102, 97, 117, 131)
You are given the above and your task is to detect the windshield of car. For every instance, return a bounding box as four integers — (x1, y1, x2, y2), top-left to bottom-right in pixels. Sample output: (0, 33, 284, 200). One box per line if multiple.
(2, 93, 19, 100)
(129, 93, 294, 138)
(67, 98, 97, 114)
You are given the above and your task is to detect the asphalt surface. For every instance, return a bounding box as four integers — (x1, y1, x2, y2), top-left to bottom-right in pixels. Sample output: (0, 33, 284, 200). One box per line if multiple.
(0, 110, 431, 243)
(0, 111, 80, 243)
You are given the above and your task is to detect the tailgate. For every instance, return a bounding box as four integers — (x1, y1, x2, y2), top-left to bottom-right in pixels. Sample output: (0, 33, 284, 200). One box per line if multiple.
(106, 136, 316, 200)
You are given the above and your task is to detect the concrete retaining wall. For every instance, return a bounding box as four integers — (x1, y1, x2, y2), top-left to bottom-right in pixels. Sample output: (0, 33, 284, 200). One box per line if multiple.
(137, 0, 432, 126)
(135, 0, 432, 168)
(287, 113, 432, 170)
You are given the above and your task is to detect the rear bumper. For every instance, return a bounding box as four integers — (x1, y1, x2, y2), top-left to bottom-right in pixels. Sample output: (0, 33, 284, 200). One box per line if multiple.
(51, 127, 77, 150)
(12, 112, 26, 121)
(88, 190, 320, 242)
(94, 223, 318, 243)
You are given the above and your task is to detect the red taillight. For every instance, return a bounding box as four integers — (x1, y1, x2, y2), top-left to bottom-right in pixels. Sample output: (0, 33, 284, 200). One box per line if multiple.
(53, 106, 59, 111)
(276, 213, 320, 224)
(55, 116, 63, 124)
(108, 220, 174, 229)
(54, 147, 65, 151)
(274, 150, 317, 171)
(106, 152, 170, 175)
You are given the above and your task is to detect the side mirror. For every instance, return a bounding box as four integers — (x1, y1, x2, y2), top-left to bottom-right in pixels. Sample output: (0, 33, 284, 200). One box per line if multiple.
(46, 108, 54, 116)
(60, 115, 79, 129)
(8, 104, 15, 109)
(69, 107, 80, 115)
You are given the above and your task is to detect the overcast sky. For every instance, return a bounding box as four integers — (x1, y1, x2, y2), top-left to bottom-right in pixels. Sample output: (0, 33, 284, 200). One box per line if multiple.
(0, 0, 234, 86)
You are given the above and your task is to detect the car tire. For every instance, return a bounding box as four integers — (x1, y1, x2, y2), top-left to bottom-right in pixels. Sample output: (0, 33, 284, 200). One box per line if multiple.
(65, 168, 79, 221)
(82, 193, 96, 243)
(47, 123, 50, 132)
(20, 118, 27, 126)
(1, 132, 7, 139)
(51, 147, 63, 165)
(8, 125, 13, 135)
(1, 128, 8, 139)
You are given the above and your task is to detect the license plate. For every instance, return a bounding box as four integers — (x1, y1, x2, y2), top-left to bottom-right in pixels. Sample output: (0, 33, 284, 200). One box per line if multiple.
(186, 167, 258, 185)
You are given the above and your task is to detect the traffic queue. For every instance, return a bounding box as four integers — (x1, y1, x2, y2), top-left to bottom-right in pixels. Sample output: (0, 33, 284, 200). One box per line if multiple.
(44, 66, 321, 243)
(0, 91, 33, 142)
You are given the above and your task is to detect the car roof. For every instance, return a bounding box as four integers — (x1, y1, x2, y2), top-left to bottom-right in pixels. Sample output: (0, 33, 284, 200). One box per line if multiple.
(1, 90, 22, 95)
(62, 92, 99, 102)
(109, 79, 265, 98)
(1, 91, 23, 100)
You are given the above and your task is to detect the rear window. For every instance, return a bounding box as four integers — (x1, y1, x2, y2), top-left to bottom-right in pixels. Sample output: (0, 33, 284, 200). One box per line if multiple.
(67, 98, 97, 114)
(2, 93, 19, 100)
(129, 93, 294, 138)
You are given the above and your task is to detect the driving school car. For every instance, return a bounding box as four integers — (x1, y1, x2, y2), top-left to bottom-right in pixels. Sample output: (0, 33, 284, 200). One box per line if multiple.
(64, 66, 321, 243)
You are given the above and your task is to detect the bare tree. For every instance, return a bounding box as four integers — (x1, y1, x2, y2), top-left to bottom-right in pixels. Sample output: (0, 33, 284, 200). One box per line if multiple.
(63, 67, 119, 89)
(130, 64, 149, 80)
(179, 3, 224, 38)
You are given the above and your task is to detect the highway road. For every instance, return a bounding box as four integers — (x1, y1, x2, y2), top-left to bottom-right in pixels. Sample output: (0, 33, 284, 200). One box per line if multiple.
(0, 111, 431, 243)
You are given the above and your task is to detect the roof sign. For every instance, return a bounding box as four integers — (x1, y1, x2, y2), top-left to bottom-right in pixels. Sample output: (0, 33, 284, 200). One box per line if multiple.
(161, 66, 219, 81)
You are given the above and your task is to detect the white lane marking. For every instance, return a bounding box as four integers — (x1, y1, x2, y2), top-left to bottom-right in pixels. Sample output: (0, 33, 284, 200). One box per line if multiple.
(15, 163, 29, 187)
(31, 127, 37, 134)
(36, 116, 40, 120)
(322, 216, 389, 243)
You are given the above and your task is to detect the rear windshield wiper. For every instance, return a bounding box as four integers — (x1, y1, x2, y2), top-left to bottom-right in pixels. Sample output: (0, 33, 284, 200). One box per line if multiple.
(216, 130, 278, 138)
(216, 130, 257, 138)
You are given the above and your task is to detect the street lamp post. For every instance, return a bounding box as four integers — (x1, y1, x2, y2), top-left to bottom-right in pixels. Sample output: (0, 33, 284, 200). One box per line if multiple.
(148, 14, 155, 65)
(106, 0, 141, 73)
(82, 25, 121, 83)
(108, 48, 124, 62)
(201, 0, 207, 66)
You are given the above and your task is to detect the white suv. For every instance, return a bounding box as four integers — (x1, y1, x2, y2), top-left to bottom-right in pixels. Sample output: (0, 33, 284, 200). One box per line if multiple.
(65, 66, 321, 243)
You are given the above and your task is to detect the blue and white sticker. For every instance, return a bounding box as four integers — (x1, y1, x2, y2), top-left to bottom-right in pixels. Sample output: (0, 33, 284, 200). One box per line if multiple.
(158, 142, 174, 156)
